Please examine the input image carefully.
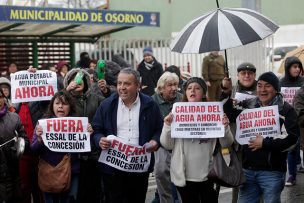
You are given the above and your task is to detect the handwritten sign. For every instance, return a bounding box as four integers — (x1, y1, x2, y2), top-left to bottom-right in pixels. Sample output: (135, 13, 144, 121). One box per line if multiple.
(39, 117, 90, 152)
(11, 70, 57, 103)
(281, 87, 300, 104)
(99, 135, 151, 173)
(171, 102, 224, 138)
(236, 106, 280, 145)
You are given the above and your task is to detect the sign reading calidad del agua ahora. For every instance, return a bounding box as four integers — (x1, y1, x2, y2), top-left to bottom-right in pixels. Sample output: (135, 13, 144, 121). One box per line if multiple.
(171, 102, 225, 138)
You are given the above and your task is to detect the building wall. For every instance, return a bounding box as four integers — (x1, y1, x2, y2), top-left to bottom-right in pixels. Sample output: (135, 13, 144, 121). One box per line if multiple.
(109, 0, 304, 39)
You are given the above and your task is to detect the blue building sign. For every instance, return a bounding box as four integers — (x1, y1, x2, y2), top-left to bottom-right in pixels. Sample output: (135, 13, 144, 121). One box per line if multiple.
(0, 5, 160, 27)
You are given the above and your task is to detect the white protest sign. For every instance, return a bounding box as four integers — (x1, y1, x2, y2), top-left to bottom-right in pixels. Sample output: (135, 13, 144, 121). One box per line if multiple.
(234, 92, 256, 102)
(99, 135, 151, 173)
(236, 106, 280, 145)
(281, 87, 300, 104)
(39, 117, 90, 152)
(171, 102, 224, 138)
(11, 70, 57, 103)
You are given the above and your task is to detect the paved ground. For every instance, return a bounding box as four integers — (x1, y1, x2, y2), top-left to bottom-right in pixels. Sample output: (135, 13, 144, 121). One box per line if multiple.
(146, 168, 304, 203)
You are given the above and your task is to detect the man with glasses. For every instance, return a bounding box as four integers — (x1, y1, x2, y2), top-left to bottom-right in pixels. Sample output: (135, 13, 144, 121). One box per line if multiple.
(220, 62, 257, 203)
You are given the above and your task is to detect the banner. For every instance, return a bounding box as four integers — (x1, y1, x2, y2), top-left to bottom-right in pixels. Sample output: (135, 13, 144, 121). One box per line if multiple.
(11, 70, 57, 103)
(171, 102, 224, 138)
(99, 135, 151, 173)
(281, 87, 300, 104)
(0, 5, 160, 27)
(236, 106, 280, 145)
(39, 117, 90, 152)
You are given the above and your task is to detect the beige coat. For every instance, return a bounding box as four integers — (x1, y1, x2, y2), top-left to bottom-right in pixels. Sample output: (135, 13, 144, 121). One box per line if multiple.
(160, 124, 233, 187)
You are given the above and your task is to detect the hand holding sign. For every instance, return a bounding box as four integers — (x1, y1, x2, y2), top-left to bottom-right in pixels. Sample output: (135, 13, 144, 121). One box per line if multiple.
(164, 113, 173, 126)
(99, 136, 111, 150)
(87, 123, 94, 134)
(248, 134, 263, 151)
(144, 140, 158, 153)
(222, 113, 230, 127)
(36, 124, 43, 143)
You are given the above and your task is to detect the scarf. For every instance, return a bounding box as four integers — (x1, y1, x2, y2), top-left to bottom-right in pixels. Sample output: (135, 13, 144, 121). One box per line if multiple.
(257, 94, 283, 111)
(144, 60, 155, 70)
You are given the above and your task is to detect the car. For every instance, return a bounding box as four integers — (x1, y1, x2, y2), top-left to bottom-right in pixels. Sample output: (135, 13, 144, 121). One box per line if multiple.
(269, 43, 300, 76)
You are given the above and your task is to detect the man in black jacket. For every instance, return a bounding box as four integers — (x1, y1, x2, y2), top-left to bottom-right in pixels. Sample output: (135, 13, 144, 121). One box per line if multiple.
(237, 72, 298, 203)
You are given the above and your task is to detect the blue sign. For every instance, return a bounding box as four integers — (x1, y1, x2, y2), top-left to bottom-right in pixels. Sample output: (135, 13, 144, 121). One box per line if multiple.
(0, 5, 160, 27)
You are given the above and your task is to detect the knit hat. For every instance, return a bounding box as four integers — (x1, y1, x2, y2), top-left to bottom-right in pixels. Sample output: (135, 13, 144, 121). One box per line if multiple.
(184, 77, 207, 93)
(237, 62, 256, 73)
(143, 47, 153, 56)
(56, 60, 69, 70)
(258, 72, 280, 92)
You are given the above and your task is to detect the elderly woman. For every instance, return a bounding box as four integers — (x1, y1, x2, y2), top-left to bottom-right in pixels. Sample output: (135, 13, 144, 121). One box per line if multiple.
(160, 77, 233, 203)
(151, 71, 182, 203)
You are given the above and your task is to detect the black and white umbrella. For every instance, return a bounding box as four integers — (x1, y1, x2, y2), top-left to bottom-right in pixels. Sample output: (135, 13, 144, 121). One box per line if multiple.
(170, 1, 279, 74)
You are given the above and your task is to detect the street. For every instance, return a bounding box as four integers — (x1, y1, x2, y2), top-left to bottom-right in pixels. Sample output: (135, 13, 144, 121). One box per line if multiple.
(146, 172, 304, 203)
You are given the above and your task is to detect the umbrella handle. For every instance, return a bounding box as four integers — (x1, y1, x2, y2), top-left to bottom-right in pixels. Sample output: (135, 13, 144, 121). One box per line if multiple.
(216, 0, 220, 8)
(224, 50, 229, 77)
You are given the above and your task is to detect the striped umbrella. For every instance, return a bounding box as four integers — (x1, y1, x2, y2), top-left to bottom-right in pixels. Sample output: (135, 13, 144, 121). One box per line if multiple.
(170, 2, 279, 74)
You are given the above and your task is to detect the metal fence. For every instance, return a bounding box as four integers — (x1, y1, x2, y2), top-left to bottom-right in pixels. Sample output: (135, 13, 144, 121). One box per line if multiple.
(75, 36, 274, 82)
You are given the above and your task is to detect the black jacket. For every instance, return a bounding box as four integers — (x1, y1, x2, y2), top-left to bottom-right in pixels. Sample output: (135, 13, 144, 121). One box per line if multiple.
(280, 56, 304, 87)
(239, 95, 298, 172)
(137, 58, 163, 96)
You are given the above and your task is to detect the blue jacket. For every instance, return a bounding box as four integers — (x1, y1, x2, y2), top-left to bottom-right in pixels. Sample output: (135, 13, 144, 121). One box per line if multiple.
(92, 92, 163, 174)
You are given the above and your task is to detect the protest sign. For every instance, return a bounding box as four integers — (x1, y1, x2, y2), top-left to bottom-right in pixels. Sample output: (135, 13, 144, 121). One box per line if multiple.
(234, 92, 256, 102)
(99, 135, 151, 173)
(281, 87, 300, 104)
(171, 102, 224, 138)
(11, 70, 57, 103)
(39, 117, 90, 152)
(236, 106, 280, 145)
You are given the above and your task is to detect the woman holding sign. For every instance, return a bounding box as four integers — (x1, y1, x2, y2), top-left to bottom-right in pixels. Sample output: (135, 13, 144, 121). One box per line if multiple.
(160, 77, 233, 203)
(31, 91, 93, 203)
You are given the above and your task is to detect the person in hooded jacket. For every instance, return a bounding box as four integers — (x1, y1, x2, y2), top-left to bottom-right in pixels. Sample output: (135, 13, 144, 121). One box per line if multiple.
(56, 61, 70, 91)
(76, 52, 91, 69)
(0, 77, 15, 112)
(137, 47, 163, 96)
(279, 56, 304, 186)
(0, 88, 30, 203)
(64, 68, 105, 203)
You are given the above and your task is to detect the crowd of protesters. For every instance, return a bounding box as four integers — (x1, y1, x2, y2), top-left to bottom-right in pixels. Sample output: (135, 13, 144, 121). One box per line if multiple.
(0, 47, 304, 203)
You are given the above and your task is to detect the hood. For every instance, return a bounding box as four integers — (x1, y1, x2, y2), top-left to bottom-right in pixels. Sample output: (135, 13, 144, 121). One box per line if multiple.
(284, 56, 303, 80)
(0, 77, 11, 88)
(105, 61, 122, 86)
(63, 68, 91, 95)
